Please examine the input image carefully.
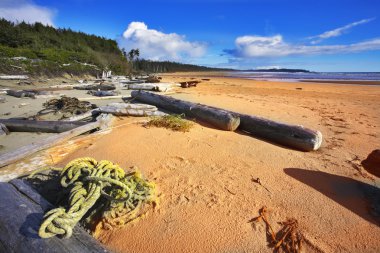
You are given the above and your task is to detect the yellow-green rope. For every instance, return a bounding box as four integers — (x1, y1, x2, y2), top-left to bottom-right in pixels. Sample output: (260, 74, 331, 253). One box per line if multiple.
(30, 157, 156, 239)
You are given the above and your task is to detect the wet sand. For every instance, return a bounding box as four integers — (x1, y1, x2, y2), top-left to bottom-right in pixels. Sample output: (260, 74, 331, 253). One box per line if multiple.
(53, 73, 380, 252)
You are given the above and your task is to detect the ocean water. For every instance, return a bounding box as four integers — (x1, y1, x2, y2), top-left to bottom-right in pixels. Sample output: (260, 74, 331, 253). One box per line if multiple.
(224, 71, 380, 82)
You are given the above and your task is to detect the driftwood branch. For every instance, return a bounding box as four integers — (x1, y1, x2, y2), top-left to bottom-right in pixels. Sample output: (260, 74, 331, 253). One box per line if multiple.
(131, 90, 240, 131)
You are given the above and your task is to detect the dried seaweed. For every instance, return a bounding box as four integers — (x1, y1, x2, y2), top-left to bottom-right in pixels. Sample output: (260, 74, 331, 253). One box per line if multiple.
(250, 207, 303, 253)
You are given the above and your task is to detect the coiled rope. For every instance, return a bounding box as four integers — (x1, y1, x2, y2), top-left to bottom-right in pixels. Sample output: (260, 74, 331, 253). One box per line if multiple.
(29, 157, 156, 239)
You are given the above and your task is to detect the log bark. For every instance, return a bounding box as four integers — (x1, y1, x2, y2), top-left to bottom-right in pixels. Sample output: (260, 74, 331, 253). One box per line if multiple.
(0, 115, 112, 168)
(235, 113, 322, 151)
(131, 90, 240, 131)
(0, 180, 109, 253)
(0, 119, 88, 133)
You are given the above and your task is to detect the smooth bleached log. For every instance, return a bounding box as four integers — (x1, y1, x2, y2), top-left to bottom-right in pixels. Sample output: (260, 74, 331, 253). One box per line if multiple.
(0, 75, 28, 80)
(236, 113, 322, 151)
(62, 108, 101, 121)
(131, 91, 240, 131)
(99, 102, 165, 116)
(0, 119, 88, 133)
(0, 114, 113, 168)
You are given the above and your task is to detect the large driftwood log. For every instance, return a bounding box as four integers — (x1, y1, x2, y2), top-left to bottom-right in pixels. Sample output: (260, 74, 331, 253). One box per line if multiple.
(0, 119, 88, 133)
(131, 91, 240, 131)
(74, 84, 115, 91)
(0, 114, 113, 168)
(236, 113, 322, 151)
(99, 102, 166, 116)
(0, 179, 109, 253)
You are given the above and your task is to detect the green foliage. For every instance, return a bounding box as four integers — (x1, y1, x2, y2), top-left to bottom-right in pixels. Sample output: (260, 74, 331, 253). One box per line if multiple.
(0, 18, 129, 76)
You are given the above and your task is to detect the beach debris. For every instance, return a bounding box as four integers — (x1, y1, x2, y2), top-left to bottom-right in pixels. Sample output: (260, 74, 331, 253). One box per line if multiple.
(0, 119, 88, 133)
(0, 123, 9, 136)
(62, 108, 101, 122)
(29, 157, 156, 238)
(361, 150, 380, 177)
(145, 114, 194, 132)
(250, 206, 303, 253)
(180, 80, 200, 88)
(17, 80, 33, 85)
(145, 76, 161, 83)
(0, 97, 6, 103)
(37, 96, 94, 119)
(251, 177, 271, 193)
(87, 90, 120, 97)
(0, 75, 28, 80)
(99, 102, 165, 116)
(0, 114, 113, 168)
(131, 90, 240, 131)
(202, 78, 210, 81)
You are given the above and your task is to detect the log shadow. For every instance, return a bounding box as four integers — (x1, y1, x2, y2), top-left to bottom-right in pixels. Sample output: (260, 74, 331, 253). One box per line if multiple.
(19, 213, 44, 239)
(284, 168, 380, 226)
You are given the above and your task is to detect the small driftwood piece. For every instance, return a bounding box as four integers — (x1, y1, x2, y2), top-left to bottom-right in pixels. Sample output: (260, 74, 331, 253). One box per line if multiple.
(236, 113, 322, 151)
(131, 91, 240, 131)
(0, 114, 113, 168)
(0, 119, 88, 133)
(180, 80, 200, 88)
(0, 123, 9, 136)
(0, 179, 109, 252)
(99, 103, 165, 116)
(0, 97, 5, 103)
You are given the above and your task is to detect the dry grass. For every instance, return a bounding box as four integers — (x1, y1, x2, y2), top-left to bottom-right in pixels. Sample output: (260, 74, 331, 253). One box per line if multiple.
(146, 114, 193, 132)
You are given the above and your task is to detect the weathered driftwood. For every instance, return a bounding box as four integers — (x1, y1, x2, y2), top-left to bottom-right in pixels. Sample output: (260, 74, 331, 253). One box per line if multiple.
(62, 109, 101, 122)
(0, 114, 113, 168)
(6, 90, 36, 98)
(0, 75, 28, 80)
(236, 113, 323, 151)
(74, 84, 115, 91)
(87, 90, 120, 97)
(99, 103, 165, 116)
(0, 179, 109, 253)
(131, 91, 240, 131)
(0, 119, 88, 133)
(180, 80, 200, 88)
(0, 123, 9, 136)
(127, 83, 174, 92)
(77, 95, 123, 101)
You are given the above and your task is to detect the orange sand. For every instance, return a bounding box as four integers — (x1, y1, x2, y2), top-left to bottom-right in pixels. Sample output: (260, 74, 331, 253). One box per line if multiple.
(61, 73, 380, 252)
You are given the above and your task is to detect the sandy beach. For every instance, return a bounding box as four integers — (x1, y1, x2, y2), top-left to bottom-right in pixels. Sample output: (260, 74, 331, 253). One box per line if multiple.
(18, 73, 376, 252)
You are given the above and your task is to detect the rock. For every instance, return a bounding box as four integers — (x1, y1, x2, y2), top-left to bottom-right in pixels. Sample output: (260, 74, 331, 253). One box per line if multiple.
(362, 150, 380, 177)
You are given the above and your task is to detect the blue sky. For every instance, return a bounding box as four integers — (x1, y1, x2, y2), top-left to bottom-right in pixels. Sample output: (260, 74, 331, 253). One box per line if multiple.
(1, 0, 380, 71)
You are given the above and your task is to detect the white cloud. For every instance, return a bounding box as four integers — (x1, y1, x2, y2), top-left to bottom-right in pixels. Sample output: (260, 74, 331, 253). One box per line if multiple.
(225, 34, 380, 58)
(309, 18, 375, 44)
(120, 21, 206, 61)
(0, 0, 55, 26)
